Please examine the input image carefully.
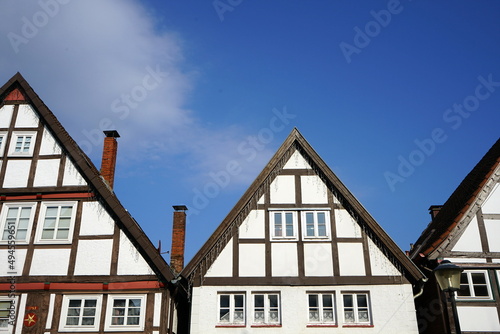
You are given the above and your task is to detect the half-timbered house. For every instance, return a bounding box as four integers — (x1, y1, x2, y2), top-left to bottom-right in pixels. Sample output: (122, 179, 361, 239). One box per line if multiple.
(182, 129, 425, 333)
(411, 137, 500, 333)
(0, 73, 187, 334)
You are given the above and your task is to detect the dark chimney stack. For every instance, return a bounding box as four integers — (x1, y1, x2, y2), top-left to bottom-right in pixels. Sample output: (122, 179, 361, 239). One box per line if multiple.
(101, 130, 120, 189)
(171, 205, 187, 274)
(428, 205, 443, 220)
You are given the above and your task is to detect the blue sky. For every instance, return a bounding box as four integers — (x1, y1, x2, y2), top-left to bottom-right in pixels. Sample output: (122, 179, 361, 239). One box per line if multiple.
(1, 0, 499, 263)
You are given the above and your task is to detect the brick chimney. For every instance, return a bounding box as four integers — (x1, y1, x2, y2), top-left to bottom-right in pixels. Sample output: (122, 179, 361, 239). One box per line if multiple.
(100, 130, 120, 189)
(171, 205, 187, 274)
(428, 205, 443, 220)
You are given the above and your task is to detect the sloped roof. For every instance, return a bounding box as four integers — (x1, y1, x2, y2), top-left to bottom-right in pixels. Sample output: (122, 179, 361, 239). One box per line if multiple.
(0, 72, 175, 282)
(411, 137, 500, 259)
(182, 128, 425, 284)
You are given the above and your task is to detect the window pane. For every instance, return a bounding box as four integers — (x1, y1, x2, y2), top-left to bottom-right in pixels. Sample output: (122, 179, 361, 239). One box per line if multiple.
(41, 229, 54, 239)
(268, 295, 278, 308)
(358, 310, 369, 322)
(126, 317, 140, 325)
(58, 217, 71, 228)
(274, 213, 282, 237)
(344, 310, 354, 323)
(234, 310, 244, 322)
(234, 295, 244, 308)
(84, 300, 97, 308)
(45, 207, 58, 217)
(285, 213, 294, 237)
(7, 208, 18, 219)
(83, 308, 96, 316)
(471, 272, 486, 285)
(308, 294, 318, 308)
(56, 229, 69, 239)
(112, 317, 124, 325)
(219, 309, 230, 322)
(66, 317, 80, 326)
(309, 310, 319, 321)
(254, 311, 264, 323)
(69, 300, 81, 307)
(317, 213, 327, 236)
(254, 295, 264, 308)
(474, 285, 489, 297)
(343, 295, 353, 307)
(127, 308, 140, 316)
(268, 310, 279, 323)
(67, 308, 80, 316)
(357, 295, 368, 307)
(323, 310, 334, 322)
(82, 317, 95, 326)
(322, 294, 332, 308)
(220, 295, 229, 308)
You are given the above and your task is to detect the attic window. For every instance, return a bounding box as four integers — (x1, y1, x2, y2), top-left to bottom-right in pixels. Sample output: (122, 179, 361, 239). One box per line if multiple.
(8, 131, 37, 157)
(270, 211, 298, 240)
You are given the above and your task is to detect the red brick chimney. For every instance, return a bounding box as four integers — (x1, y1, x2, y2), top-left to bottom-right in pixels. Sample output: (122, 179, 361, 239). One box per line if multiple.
(171, 205, 187, 274)
(100, 130, 120, 189)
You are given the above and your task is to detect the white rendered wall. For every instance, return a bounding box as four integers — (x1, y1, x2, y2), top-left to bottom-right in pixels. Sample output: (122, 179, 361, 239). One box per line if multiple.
(283, 150, 311, 169)
(116, 230, 154, 275)
(0, 249, 26, 276)
(190, 284, 418, 334)
(270, 175, 295, 204)
(3, 160, 31, 188)
(73, 239, 113, 275)
(29, 249, 71, 275)
(62, 159, 87, 186)
(338, 243, 365, 276)
(239, 244, 265, 277)
(335, 209, 362, 238)
(80, 202, 115, 236)
(205, 238, 233, 277)
(39, 128, 62, 155)
(485, 219, 500, 251)
(303, 243, 333, 276)
(457, 306, 500, 332)
(368, 238, 400, 276)
(239, 210, 265, 239)
(482, 183, 500, 214)
(33, 159, 60, 187)
(271, 243, 298, 276)
(0, 105, 13, 127)
(15, 104, 39, 128)
(452, 216, 482, 252)
(301, 175, 328, 204)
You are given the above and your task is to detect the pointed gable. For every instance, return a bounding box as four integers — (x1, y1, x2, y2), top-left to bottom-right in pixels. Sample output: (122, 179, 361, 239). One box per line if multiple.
(0, 72, 174, 282)
(411, 137, 500, 259)
(183, 128, 424, 286)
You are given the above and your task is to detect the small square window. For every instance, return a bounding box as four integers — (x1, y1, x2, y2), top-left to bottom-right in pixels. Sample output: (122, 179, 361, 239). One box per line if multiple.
(456, 270, 492, 300)
(35, 202, 77, 244)
(308, 293, 336, 324)
(59, 295, 102, 332)
(302, 211, 330, 239)
(8, 132, 37, 157)
(270, 211, 297, 240)
(104, 295, 146, 332)
(0, 203, 36, 244)
(252, 293, 280, 325)
(342, 293, 371, 325)
(218, 293, 245, 325)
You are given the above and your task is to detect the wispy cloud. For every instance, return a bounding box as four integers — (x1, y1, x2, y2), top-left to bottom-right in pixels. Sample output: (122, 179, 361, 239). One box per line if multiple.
(0, 0, 283, 187)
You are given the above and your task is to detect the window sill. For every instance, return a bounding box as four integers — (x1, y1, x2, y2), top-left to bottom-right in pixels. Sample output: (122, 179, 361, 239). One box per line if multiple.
(307, 324, 338, 327)
(215, 325, 246, 328)
(251, 324, 282, 328)
(342, 324, 374, 328)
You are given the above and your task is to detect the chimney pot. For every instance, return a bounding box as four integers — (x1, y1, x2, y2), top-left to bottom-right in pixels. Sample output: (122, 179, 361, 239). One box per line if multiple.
(100, 130, 120, 189)
(171, 205, 187, 274)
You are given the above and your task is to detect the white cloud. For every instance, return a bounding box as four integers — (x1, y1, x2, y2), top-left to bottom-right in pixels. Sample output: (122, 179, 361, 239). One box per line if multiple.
(0, 0, 284, 189)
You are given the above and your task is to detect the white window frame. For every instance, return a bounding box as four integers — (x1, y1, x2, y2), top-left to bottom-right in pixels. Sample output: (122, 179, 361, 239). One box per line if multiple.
(0, 133, 7, 157)
(34, 202, 77, 244)
(456, 270, 492, 300)
(307, 292, 336, 325)
(8, 131, 37, 157)
(217, 293, 245, 326)
(270, 211, 298, 241)
(59, 295, 103, 332)
(104, 294, 146, 332)
(302, 211, 331, 240)
(0, 296, 17, 333)
(0, 203, 36, 244)
(252, 293, 281, 325)
(342, 292, 371, 325)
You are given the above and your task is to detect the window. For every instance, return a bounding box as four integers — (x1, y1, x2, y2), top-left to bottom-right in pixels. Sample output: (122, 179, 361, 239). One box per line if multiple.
(308, 293, 335, 325)
(342, 293, 371, 325)
(270, 211, 297, 240)
(252, 293, 280, 325)
(8, 132, 37, 156)
(105, 295, 146, 332)
(0, 298, 15, 332)
(59, 295, 102, 332)
(302, 211, 330, 239)
(456, 270, 492, 300)
(35, 202, 76, 243)
(218, 294, 245, 325)
(0, 203, 36, 243)
(0, 133, 6, 157)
